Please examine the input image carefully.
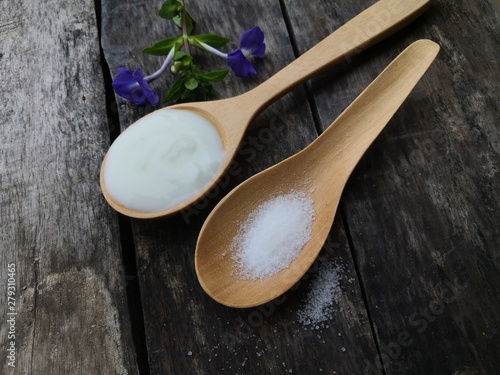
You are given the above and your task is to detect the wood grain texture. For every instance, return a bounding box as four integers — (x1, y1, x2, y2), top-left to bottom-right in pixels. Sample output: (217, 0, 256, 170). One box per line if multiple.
(286, 0, 500, 373)
(2, 0, 497, 373)
(195, 40, 440, 309)
(101, 0, 435, 220)
(101, 0, 380, 373)
(0, 0, 138, 373)
(100, 0, 500, 374)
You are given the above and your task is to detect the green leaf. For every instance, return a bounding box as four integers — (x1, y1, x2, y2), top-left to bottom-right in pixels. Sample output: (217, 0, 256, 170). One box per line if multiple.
(188, 34, 229, 49)
(173, 11, 195, 34)
(173, 51, 193, 69)
(185, 11, 195, 35)
(143, 36, 183, 56)
(163, 77, 186, 103)
(185, 77, 199, 90)
(174, 51, 188, 60)
(159, 0, 183, 19)
(196, 69, 229, 82)
(181, 55, 193, 66)
(195, 81, 216, 101)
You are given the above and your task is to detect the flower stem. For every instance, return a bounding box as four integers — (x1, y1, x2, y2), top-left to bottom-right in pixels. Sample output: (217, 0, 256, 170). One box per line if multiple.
(199, 42, 227, 59)
(144, 47, 175, 83)
(180, 0, 191, 55)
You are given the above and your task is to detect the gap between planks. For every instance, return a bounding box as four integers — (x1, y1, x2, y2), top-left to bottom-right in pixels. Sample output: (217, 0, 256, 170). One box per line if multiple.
(93, 0, 152, 373)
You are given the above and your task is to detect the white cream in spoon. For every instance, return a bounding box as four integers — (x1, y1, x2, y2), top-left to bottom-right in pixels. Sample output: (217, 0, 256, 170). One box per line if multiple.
(103, 109, 224, 212)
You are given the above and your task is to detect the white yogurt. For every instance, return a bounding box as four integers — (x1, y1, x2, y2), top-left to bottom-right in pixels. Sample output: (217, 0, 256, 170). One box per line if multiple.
(103, 109, 224, 212)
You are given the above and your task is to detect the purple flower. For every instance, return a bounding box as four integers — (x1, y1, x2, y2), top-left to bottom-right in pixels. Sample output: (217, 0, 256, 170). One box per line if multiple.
(112, 67, 159, 106)
(112, 47, 174, 106)
(226, 26, 266, 78)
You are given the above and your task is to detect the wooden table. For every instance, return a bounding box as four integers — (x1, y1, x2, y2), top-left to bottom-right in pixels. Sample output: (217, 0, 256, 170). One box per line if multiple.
(1, 0, 499, 373)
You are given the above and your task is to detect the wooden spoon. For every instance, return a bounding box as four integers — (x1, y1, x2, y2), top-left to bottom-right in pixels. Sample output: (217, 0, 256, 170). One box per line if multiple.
(195, 39, 440, 308)
(100, 0, 432, 219)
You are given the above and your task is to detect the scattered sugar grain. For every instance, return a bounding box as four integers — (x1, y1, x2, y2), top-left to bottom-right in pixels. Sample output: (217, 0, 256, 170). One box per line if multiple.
(297, 261, 343, 327)
(232, 191, 315, 279)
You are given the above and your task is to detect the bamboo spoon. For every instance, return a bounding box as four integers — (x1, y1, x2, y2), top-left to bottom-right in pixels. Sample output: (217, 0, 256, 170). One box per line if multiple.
(195, 39, 440, 308)
(100, 0, 432, 219)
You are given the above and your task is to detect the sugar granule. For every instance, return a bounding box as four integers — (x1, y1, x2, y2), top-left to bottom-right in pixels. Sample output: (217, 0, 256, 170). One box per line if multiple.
(297, 261, 343, 327)
(232, 191, 315, 280)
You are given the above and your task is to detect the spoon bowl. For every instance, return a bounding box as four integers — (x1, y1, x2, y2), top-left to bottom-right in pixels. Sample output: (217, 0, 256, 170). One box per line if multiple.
(195, 39, 440, 308)
(100, 0, 432, 218)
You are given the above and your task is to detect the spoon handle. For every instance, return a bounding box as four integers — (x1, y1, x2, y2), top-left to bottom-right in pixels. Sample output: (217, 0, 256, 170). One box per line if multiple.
(245, 0, 432, 113)
(311, 39, 439, 183)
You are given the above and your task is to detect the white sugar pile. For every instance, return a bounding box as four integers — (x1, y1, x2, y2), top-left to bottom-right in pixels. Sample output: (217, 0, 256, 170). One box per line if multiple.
(231, 191, 315, 280)
(297, 261, 343, 327)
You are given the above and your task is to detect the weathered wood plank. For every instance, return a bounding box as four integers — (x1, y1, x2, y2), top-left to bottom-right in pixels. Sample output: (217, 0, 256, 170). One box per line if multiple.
(286, 0, 500, 373)
(101, 0, 381, 373)
(0, 0, 138, 373)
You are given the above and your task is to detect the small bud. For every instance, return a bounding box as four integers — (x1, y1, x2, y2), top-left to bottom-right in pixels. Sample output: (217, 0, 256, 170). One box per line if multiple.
(171, 61, 183, 73)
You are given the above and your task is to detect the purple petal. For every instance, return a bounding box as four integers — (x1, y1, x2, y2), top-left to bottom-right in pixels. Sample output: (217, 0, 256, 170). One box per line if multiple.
(133, 69, 159, 106)
(112, 67, 158, 106)
(239, 26, 265, 57)
(251, 43, 266, 58)
(112, 67, 138, 92)
(227, 50, 257, 78)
